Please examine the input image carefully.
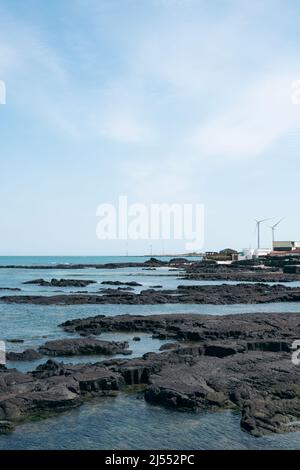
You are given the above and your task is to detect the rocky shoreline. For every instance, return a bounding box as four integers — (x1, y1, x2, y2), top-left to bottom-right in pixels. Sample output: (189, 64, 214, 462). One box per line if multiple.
(2, 283, 300, 305)
(1, 312, 300, 437)
(1, 259, 300, 440)
(180, 261, 300, 282)
(181, 271, 300, 282)
(2, 257, 300, 284)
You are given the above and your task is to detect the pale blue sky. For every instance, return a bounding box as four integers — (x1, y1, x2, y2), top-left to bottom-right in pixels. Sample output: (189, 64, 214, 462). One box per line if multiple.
(1, 0, 300, 255)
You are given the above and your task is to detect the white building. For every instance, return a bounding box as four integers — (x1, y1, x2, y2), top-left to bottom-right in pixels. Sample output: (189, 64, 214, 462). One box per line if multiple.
(253, 248, 272, 258)
(238, 248, 255, 261)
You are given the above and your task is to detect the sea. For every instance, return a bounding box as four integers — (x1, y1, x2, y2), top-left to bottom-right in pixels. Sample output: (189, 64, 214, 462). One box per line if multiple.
(0, 256, 299, 449)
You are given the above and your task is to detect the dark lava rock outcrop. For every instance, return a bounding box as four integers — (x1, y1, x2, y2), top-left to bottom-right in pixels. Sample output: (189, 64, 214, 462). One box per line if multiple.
(101, 281, 142, 287)
(60, 311, 300, 341)
(3, 283, 300, 305)
(182, 263, 300, 282)
(38, 338, 131, 357)
(144, 350, 300, 437)
(182, 271, 300, 282)
(59, 311, 300, 437)
(6, 339, 24, 344)
(23, 278, 97, 288)
(6, 339, 132, 361)
(0, 257, 170, 270)
(0, 287, 21, 291)
(0, 360, 124, 433)
(6, 349, 43, 361)
(1, 312, 300, 437)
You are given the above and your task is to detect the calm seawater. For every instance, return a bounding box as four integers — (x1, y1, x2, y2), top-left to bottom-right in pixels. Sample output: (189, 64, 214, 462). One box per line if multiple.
(0, 255, 202, 265)
(0, 256, 299, 449)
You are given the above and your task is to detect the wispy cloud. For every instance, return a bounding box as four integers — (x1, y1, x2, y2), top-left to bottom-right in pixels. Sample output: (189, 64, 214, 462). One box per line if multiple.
(1, 0, 300, 254)
(189, 73, 300, 160)
(2, 0, 300, 157)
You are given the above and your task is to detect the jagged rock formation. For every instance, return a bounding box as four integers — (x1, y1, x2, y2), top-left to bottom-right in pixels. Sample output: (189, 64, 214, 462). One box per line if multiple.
(1, 312, 300, 437)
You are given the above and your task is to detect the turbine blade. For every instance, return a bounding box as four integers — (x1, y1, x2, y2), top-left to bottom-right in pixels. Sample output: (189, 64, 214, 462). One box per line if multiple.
(273, 217, 285, 228)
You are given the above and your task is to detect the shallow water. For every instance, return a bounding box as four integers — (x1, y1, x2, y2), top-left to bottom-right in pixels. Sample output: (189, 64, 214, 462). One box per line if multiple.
(2, 301, 300, 350)
(0, 394, 299, 450)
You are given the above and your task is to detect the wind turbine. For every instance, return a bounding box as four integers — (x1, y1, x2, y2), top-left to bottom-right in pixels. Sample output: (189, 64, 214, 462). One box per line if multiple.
(270, 218, 285, 245)
(255, 218, 272, 249)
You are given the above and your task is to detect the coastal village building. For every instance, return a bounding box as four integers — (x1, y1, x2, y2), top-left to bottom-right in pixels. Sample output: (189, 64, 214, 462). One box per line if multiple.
(238, 249, 255, 261)
(272, 241, 300, 252)
(238, 242, 300, 261)
(205, 243, 300, 263)
(238, 248, 272, 260)
(254, 248, 272, 258)
(204, 249, 238, 262)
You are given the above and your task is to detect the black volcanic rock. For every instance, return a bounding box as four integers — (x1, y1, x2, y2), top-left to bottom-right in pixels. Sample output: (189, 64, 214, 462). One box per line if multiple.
(0, 360, 124, 433)
(0, 288, 21, 291)
(38, 338, 131, 357)
(143, 350, 300, 438)
(159, 343, 179, 351)
(6, 349, 43, 361)
(1, 311, 300, 436)
(101, 281, 142, 287)
(60, 311, 300, 342)
(0, 258, 176, 270)
(4, 283, 300, 305)
(6, 339, 24, 344)
(169, 258, 189, 265)
(182, 263, 300, 282)
(6, 339, 132, 362)
(23, 278, 97, 288)
(143, 258, 167, 267)
(58, 311, 300, 436)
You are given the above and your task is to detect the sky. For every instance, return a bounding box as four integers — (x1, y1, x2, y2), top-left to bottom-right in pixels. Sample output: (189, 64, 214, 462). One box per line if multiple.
(1, 0, 300, 255)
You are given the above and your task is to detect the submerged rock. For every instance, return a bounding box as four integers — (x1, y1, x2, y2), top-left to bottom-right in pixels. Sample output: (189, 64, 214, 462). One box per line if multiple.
(6, 339, 24, 344)
(0, 288, 21, 292)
